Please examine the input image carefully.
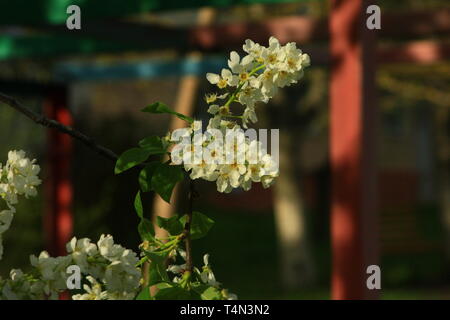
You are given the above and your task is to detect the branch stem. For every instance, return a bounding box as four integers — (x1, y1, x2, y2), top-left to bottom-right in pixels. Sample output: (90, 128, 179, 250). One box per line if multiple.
(184, 179, 196, 273)
(0, 92, 118, 161)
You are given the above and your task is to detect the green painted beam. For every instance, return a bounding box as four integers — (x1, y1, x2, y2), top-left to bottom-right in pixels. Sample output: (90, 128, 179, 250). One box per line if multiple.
(0, 0, 301, 25)
(0, 35, 156, 60)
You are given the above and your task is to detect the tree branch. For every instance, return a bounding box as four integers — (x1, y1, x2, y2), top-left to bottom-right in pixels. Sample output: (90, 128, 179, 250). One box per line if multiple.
(183, 179, 197, 273)
(0, 92, 118, 162)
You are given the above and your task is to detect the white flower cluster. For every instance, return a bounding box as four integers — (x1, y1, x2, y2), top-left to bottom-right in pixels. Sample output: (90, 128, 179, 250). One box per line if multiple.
(0, 150, 41, 261)
(206, 36, 310, 128)
(172, 37, 309, 193)
(0, 234, 141, 300)
(167, 250, 237, 300)
(0, 150, 142, 300)
(0, 150, 41, 205)
(1, 251, 73, 300)
(70, 235, 141, 300)
(0, 207, 14, 261)
(176, 124, 279, 193)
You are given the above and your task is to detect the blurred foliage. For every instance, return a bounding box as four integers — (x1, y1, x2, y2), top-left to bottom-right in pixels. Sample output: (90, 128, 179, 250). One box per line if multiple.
(379, 64, 450, 110)
(380, 0, 450, 10)
(379, 63, 450, 164)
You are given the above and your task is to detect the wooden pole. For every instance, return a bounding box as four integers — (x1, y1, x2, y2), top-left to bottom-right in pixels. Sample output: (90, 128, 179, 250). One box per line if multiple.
(44, 88, 73, 257)
(152, 8, 216, 239)
(330, 0, 379, 300)
(149, 8, 216, 296)
(274, 131, 315, 289)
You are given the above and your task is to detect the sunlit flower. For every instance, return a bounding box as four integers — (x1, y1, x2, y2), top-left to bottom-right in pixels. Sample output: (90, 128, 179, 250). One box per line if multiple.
(206, 69, 238, 89)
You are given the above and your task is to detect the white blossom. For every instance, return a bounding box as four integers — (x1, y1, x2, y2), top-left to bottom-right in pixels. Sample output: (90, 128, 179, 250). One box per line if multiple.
(0, 208, 14, 234)
(172, 37, 307, 193)
(206, 69, 238, 89)
(0, 151, 41, 263)
(199, 254, 220, 288)
(205, 92, 228, 104)
(1, 230, 141, 300)
(72, 276, 108, 300)
(3, 150, 41, 201)
(228, 51, 254, 82)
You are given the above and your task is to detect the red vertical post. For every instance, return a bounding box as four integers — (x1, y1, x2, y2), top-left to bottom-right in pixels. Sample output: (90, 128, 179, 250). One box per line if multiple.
(44, 88, 73, 257)
(330, 0, 378, 299)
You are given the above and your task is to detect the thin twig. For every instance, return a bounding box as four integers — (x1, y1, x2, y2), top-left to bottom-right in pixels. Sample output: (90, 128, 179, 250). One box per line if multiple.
(183, 179, 196, 273)
(0, 92, 118, 162)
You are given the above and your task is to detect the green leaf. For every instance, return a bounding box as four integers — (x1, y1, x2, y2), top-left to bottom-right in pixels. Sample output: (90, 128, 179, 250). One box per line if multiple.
(135, 287, 151, 300)
(148, 261, 169, 285)
(154, 285, 192, 300)
(138, 136, 167, 155)
(142, 102, 193, 124)
(151, 163, 185, 203)
(200, 286, 222, 300)
(115, 147, 151, 174)
(145, 250, 169, 264)
(180, 211, 214, 240)
(145, 251, 170, 285)
(155, 282, 172, 290)
(156, 215, 183, 236)
(138, 218, 155, 241)
(136, 256, 148, 267)
(139, 161, 159, 192)
(135, 192, 155, 241)
(134, 191, 143, 219)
